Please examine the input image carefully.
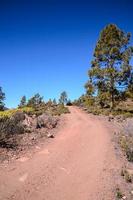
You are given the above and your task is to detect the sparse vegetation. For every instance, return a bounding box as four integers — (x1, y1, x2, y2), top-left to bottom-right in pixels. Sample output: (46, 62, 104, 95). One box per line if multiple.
(119, 135, 133, 162)
(121, 168, 132, 183)
(116, 187, 124, 199)
(74, 94, 133, 118)
(27, 93, 43, 108)
(18, 95, 27, 108)
(0, 107, 34, 119)
(0, 88, 69, 151)
(59, 91, 68, 105)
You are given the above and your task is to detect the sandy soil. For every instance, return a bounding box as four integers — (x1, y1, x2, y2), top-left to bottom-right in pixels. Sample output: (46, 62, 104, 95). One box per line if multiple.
(0, 106, 121, 200)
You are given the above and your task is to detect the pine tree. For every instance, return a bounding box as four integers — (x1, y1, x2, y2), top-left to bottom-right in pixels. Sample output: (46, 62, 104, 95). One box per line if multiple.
(19, 96, 26, 108)
(87, 24, 133, 109)
(0, 87, 5, 111)
(53, 98, 57, 105)
(59, 91, 68, 105)
(27, 93, 43, 108)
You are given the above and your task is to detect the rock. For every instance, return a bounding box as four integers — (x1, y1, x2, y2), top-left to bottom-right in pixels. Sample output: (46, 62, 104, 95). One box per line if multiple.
(115, 115, 125, 122)
(11, 111, 25, 122)
(47, 133, 54, 138)
(0, 111, 58, 151)
(108, 115, 114, 121)
(37, 114, 58, 129)
(131, 190, 133, 195)
(32, 114, 36, 119)
(126, 168, 133, 176)
(22, 114, 37, 130)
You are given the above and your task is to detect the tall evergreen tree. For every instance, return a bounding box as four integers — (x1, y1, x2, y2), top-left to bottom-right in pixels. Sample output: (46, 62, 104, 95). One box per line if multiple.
(59, 91, 68, 105)
(53, 98, 57, 105)
(27, 93, 43, 107)
(0, 87, 5, 111)
(87, 24, 133, 109)
(19, 96, 26, 108)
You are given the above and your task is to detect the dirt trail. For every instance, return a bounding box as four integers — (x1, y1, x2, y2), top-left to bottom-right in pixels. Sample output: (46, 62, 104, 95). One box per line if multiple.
(0, 106, 120, 200)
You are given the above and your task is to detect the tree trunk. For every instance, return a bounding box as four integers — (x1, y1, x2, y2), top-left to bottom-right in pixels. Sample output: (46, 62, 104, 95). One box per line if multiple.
(110, 92, 114, 110)
(110, 78, 115, 110)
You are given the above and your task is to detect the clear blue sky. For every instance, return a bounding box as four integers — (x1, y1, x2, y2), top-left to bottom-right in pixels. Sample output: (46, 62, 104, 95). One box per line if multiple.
(0, 0, 133, 108)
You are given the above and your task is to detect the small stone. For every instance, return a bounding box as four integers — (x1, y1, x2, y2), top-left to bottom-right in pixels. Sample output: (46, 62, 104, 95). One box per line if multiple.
(36, 146, 41, 149)
(108, 116, 114, 121)
(47, 133, 54, 138)
(130, 190, 133, 195)
(126, 168, 133, 176)
(3, 160, 9, 164)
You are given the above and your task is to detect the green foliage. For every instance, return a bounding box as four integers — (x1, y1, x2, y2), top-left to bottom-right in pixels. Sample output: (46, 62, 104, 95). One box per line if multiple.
(59, 91, 68, 105)
(42, 104, 69, 116)
(0, 109, 17, 119)
(0, 107, 34, 120)
(119, 135, 133, 162)
(0, 104, 69, 149)
(19, 107, 35, 115)
(76, 93, 133, 117)
(116, 188, 123, 199)
(0, 87, 5, 111)
(75, 94, 95, 108)
(0, 111, 26, 149)
(53, 98, 57, 105)
(54, 104, 70, 115)
(27, 93, 43, 108)
(18, 95, 26, 108)
(0, 89, 70, 151)
(86, 24, 133, 109)
(84, 81, 95, 96)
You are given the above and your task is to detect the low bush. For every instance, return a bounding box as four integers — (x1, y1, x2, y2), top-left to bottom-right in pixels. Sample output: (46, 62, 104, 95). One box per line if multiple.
(76, 95, 133, 118)
(0, 111, 25, 134)
(55, 104, 70, 115)
(45, 104, 70, 116)
(0, 111, 26, 149)
(119, 135, 133, 162)
(121, 168, 132, 183)
(19, 107, 34, 115)
(0, 104, 69, 150)
(0, 109, 17, 119)
(0, 107, 34, 120)
(116, 188, 124, 199)
(81, 104, 133, 118)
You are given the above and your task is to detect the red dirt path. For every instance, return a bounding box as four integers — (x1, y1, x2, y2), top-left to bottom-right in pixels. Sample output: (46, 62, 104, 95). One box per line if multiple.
(0, 106, 120, 200)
